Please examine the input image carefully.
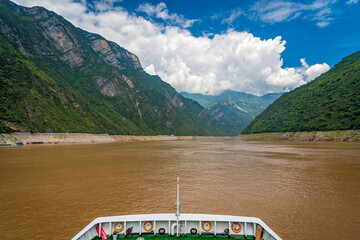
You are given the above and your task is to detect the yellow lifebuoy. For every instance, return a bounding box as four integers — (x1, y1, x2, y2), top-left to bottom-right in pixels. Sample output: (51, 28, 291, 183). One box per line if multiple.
(202, 221, 212, 232)
(114, 222, 124, 233)
(231, 222, 241, 233)
(143, 221, 153, 231)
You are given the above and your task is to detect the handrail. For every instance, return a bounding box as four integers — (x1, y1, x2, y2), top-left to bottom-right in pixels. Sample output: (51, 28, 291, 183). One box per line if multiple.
(72, 213, 281, 240)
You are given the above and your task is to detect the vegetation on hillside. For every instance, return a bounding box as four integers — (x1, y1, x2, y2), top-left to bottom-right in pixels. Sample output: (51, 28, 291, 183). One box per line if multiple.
(238, 130, 360, 142)
(0, 37, 107, 133)
(242, 51, 360, 134)
(0, 0, 225, 135)
(181, 90, 283, 135)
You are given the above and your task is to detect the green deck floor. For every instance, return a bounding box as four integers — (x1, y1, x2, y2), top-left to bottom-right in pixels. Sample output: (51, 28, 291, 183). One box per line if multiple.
(92, 233, 255, 240)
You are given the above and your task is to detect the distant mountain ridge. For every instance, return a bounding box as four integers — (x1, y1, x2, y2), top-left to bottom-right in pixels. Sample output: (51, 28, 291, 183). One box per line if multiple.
(0, 0, 225, 135)
(181, 90, 283, 135)
(242, 51, 360, 134)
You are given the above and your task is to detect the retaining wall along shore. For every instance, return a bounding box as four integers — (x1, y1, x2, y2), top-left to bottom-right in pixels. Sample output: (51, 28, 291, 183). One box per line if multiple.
(2, 130, 358, 145)
(0, 132, 230, 145)
(238, 130, 360, 142)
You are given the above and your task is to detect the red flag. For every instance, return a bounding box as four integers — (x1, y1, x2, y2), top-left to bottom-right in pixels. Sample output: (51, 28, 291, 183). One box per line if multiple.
(96, 225, 108, 240)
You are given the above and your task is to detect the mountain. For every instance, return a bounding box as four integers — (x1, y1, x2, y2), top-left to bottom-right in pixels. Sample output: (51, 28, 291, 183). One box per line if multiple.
(180, 90, 283, 135)
(181, 90, 263, 106)
(0, 0, 225, 136)
(242, 51, 360, 134)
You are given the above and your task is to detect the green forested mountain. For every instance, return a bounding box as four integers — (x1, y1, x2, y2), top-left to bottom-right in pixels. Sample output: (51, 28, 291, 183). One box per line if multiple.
(181, 90, 283, 135)
(242, 51, 360, 134)
(0, 0, 225, 135)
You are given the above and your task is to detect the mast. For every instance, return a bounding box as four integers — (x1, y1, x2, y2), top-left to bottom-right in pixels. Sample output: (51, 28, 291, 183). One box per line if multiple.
(175, 174, 180, 237)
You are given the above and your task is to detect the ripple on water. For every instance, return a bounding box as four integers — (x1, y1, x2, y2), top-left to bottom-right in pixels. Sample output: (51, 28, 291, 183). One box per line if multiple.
(0, 139, 359, 239)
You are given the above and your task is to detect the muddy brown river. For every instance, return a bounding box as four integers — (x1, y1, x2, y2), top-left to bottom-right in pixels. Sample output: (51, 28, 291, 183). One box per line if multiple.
(0, 139, 359, 239)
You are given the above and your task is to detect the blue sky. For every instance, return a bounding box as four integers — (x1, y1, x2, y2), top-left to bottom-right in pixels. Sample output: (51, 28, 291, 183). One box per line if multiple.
(118, 0, 360, 67)
(13, 0, 360, 95)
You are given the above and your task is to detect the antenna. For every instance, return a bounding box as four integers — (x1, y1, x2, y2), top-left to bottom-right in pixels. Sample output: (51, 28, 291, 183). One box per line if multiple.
(175, 174, 180, 237)
(175, 174, 180, 217)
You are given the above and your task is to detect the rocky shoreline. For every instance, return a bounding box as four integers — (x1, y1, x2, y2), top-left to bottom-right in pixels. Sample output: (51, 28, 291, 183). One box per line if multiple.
(0, 132, 231, 146)
(2, 130, 358, 146)
(238, 130, 360, 142)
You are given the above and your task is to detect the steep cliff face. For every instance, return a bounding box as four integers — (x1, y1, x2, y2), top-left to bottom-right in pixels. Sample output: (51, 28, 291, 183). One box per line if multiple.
(85, 32, 142, 70)
(0, 0, 225, 135)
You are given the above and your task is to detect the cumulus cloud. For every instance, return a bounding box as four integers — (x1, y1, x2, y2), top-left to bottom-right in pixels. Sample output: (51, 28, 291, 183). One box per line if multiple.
(12, 0, 330, 95)
(263, 58, 329, 88)
(303, 61, 330, 81)
(251, 0, 335, 28)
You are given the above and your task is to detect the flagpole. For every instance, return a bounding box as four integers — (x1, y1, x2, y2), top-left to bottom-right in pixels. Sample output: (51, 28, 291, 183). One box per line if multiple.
(176, 174, 180, 237)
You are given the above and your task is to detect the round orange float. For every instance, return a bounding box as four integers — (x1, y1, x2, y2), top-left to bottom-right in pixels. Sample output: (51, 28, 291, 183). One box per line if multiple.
(231, 222, 242, 233)
(114, 222, 124, 233)
(143, 221, 153, 231)
(202, 221, 212, 232)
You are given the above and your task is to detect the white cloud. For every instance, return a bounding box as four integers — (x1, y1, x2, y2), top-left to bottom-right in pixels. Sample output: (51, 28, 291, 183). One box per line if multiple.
(221, 8, 245, 24)
(312, 7, 333, 28)
(316, 21, 330, 27)
(346, 0, 358, 4)
(300, 58, 309, 68)
(264, 58, 330, 87)
(251, 1, 302, 23)
(251, 0, 335, 27)
(144, 64, 156, 75)
(12, 0, 330, 95)
(303, 61, 330, 81)
(136, 2, 197, 28)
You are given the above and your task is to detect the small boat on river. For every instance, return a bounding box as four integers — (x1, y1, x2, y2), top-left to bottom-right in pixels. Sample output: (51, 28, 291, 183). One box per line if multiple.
(72, 175, 281, 240)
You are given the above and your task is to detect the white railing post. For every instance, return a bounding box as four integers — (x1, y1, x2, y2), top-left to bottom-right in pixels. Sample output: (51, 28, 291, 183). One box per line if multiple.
(244, 222, 247, 236)
(214, 221, 216, 235)
(199, 221, 201, 235)
(154, 221, 156, 235)
(99, 223, 101, 237)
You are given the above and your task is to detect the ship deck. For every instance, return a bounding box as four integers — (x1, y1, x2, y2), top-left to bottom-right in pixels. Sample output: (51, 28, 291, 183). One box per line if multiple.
(92, 233, 255, 240)
(73, 214, 280, 240)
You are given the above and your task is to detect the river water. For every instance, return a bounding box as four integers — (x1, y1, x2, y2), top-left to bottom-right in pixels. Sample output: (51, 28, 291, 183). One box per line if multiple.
(0, 139, 359, 239)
